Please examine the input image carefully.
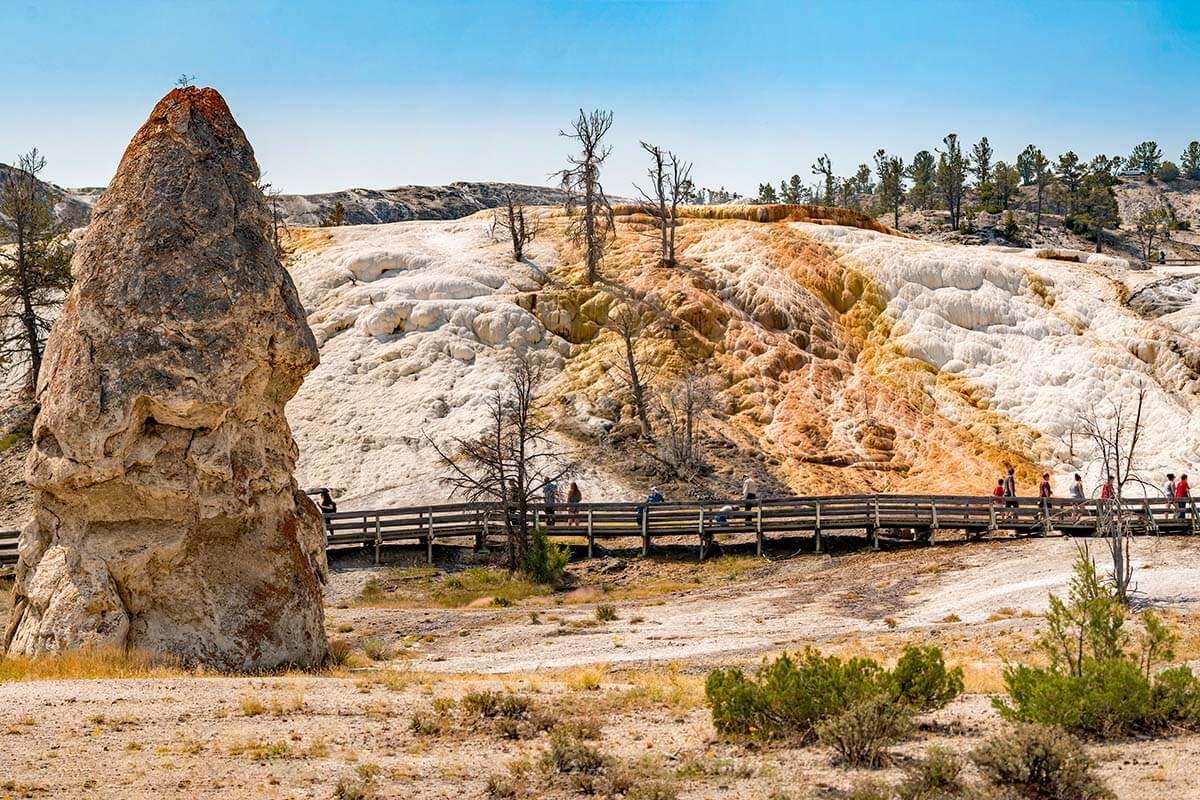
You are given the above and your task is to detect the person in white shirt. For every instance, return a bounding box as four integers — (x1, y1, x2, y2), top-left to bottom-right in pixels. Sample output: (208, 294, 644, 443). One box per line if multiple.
(741, 475, 758, 513)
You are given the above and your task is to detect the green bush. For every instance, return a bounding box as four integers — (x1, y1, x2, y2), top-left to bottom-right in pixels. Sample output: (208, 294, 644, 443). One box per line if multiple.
(525, 526, 569, 585)
(542, 730, 606, 775)
(996, 554, 1200, 737)
(816, 693, 915, 768)
(595, 604, 617, 622)
(705, 645, 962, 742)
(972, 723, 1113, 800)
(896, 746, 968, 800)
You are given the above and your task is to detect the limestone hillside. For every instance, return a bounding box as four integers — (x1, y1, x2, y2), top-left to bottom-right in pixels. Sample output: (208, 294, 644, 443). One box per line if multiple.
(284, 205, 1200, 510)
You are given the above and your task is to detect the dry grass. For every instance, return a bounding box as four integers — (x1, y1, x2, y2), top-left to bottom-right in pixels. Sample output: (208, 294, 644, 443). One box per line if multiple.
(609, 202, 907, 237)
(0, 647, 190, 683)
(353, 566, 551, 609)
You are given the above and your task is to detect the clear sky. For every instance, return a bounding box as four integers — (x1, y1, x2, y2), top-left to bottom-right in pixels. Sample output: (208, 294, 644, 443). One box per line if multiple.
(3, 0, 1198, 196)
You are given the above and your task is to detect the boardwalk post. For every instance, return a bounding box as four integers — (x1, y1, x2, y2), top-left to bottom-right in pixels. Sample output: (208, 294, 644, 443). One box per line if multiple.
(641, 504, 650, 557)
(373, 515, 381, 565)
(1143, 498, 1157, 535)
(698, 507, 706, 561)
(814, 500, 823, 553)
(755, 500, 764, 556)
(871, 495, 881, 550)
(475, 507, 487, 553)
(426, 506, 434, 564)
(988, 500, 997, 534)
(586, 508, 595, 559)
(929, 500, 938, 545)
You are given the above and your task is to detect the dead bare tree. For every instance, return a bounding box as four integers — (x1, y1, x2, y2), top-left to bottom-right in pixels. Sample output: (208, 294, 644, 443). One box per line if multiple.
(490, 191, 539, 261)
(554, 109, 615, 283)
(604, 302, 654, 439)
(257, 177, 287, 259)
(1068, 385, 1150, 603)
(636, 142, 693, 267)
(427, 355, 575, 573)
(0, 149, 72, 392)
(657, 369, 714, 472)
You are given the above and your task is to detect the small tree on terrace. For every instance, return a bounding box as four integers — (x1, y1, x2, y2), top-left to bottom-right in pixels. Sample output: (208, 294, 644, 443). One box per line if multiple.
(756, 183, 778, 204)
(1028, 147, 1052, 232)
(1128, 140, 1163, 179)
(634, 141, 692, 267)
(490, 190, 539, 261)
(604, 301, 655, 440)
(428, 354, 575, 573)
(555, 108, 615, 283)
(1075, 172, 1120, 253)
(657, 368, 714, 474)
(0, 149, 73, 392)
(1181, 141, 1200, 180)
(905, 150, 936, 210)
(1068, 385, 1149, 603)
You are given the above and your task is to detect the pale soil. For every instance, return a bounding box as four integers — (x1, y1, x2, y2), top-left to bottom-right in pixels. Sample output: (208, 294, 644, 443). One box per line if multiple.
(4, 535, 1200, 799)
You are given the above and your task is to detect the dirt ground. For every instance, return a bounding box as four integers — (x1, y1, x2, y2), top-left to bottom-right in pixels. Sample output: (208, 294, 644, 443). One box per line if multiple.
(4, 535, 1200, 799)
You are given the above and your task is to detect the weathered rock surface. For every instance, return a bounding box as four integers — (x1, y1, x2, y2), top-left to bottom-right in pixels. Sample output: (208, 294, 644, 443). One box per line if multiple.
(3, 87, 327, 669)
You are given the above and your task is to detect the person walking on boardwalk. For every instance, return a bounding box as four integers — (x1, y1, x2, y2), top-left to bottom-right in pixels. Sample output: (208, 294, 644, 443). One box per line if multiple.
(637, 485, 665, 526)
(1003, 467, 1017, 511)
(318, 488, 337, 515)
(1038, 473, 1052, 498)
(1070, 473, 1086, 521)
(541, 476, 559, 527)
(1100, 475, 1116, 501)
(566, 481, 582, 527)
(1165, 473, 1177, 501)
(741, 474, 758, 512)
(992, 478, 1005, 506)
(1177, 473, 1191, 520)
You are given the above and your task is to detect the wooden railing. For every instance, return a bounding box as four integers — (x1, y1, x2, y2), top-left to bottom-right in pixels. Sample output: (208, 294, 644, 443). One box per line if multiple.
(3, 494, 1196, 569)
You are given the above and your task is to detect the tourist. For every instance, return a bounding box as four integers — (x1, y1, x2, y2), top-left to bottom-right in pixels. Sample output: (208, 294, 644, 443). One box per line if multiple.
(566, 481, 582, 526)
(714, 504, 733, 527)
(1003, 466, 1017, 510)
(1038, 473, 1052, 498)
(1070, 473, 1086, 521)
(1177, 473, 1191, 519)
(1100, 475, 1116, 501)
(318, 488, 337, 514)
(541, 476, 559, 526)
(741, 474, 758, 512)
(992, 478, 1005, 506)
(637, 486, 664, 526)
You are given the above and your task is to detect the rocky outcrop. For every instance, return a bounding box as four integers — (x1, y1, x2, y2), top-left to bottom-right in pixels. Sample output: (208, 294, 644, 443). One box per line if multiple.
(3, 87, 327, 670)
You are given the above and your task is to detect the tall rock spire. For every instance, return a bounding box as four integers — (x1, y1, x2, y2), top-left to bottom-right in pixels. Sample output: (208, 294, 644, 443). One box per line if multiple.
(4, 87, 328, 669)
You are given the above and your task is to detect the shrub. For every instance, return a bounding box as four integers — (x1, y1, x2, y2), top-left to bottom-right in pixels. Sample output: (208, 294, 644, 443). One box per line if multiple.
(972, 723, 1113, 800)
(896, 746, 968, 800)
(462, 690, 532, 720)
(1157, 161, 1181, 182)
(525, 526, 569, 585)
(542, 730, 606, 775)
(363, 638, 392, 661)
(817, 693, 915, 768)
(326, 638, 353, 666)
(996, 553, 1200, 737)
(1003, 211, 1021, 241)
(889, 646, 965, 712)
(596, 604, 618, 622)
(706, 646, 961, 742)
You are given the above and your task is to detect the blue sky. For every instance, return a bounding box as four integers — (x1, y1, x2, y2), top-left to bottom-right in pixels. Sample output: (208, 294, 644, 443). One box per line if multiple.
(3, 0, 1198, 195)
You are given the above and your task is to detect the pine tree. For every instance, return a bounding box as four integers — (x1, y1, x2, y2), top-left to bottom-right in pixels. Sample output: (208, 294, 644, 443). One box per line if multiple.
(1055, 151, 1084, 218)
(1075, 173, 1120, 252)
(906, 150, 936, 210)
(811, 154, 835, 206)
(935, 134, 967, 230)
(1128, 141, 1163, 178)
(1017, 144, 1038, 185)
(757, 183, 778, 203)
(971, 136, 994, 209)
(1181, 141, 1200, 180)
(992, 161, 1020, 210)
(0, 149, 73, 392)
(874, 149, 906, 227)
(1030, 148, 1052, 231)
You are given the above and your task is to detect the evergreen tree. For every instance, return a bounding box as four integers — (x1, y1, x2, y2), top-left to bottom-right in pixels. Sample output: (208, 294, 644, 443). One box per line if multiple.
(1017, 144, 1038, 185)
(992, 161, 1020, 210)
(874, 149, 906, 227)
(935, 134, 967, 230)
(811, 154, 835, 206)
(1128, 140, 1163, 178)
(853, 163, 873, 195)
(787, 174, 804, 203)
(1157, 161, 1181, 182)
(971, 136, 994, 208)
(1054, 151, 1084, 217)
(1030, 148, 1052, 232)
(0, 149, 73, 392)
(1181, 141, 1200, 180)
(757, 183, 778, 203)
(1075, 172, 1120, 252)
(906, 150, 936, 210)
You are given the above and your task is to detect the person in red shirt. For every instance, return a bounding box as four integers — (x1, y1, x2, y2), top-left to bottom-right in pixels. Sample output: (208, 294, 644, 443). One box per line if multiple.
(1100, 475, 1116, 500)
(992, 478, 1005, 505)
(1177, 474, 1191, 520)
(1038, 473, 1052, 498)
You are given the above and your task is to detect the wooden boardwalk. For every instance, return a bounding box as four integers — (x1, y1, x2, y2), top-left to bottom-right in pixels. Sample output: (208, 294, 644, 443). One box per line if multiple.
(2, 494, 1196, 570)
